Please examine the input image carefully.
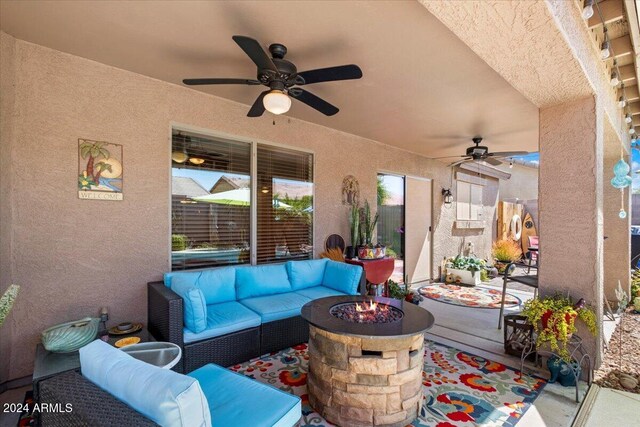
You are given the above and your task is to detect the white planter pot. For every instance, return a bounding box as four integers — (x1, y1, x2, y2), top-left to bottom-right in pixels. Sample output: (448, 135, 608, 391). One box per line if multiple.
(447, 268, 481, 286)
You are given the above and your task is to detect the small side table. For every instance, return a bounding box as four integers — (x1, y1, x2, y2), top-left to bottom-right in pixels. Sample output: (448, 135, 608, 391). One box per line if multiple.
(32, 327, 154, 400)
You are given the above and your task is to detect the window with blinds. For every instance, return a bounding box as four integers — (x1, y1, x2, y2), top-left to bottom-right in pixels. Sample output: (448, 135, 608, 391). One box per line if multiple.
(256, 145, 313, 264)
(171, 131, 251, 270)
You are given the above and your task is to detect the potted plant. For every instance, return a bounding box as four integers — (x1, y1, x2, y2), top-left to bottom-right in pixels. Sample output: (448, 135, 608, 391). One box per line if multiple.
(492, 239, 522, 273)
(357, 200, 385, 259)
(345, 204, 360, 259)
(445, 255, 486, 286)
(0, 284, 19, 327)
(521, 294, 597, 362)
(388, 280, 423, 305)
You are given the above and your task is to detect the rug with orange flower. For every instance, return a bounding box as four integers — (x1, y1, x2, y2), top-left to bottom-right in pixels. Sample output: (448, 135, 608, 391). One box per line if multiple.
(229, 340, 546, 426)
(419, 284, 522, 309)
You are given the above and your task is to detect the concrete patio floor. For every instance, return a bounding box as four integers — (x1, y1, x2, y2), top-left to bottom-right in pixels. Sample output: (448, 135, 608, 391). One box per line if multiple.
(410, 269, 589, 427)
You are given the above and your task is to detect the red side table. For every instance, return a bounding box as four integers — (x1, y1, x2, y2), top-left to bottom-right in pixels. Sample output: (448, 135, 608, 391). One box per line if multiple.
(346, 257, 395, 296)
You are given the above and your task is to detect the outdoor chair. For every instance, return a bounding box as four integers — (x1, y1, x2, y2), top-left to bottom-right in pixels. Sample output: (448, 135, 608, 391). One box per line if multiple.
(526, 235, 539, 274)
(497, 262, 538, 329)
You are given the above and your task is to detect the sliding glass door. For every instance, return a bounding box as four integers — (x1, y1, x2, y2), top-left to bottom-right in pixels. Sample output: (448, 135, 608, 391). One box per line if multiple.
(377, 173, 405, 284)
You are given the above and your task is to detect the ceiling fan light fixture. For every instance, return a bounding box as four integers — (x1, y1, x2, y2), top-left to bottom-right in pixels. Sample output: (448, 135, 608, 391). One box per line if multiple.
(263, 90, 291, 115)
(172, 150, 188, 164)
(188, 157, 205, 165)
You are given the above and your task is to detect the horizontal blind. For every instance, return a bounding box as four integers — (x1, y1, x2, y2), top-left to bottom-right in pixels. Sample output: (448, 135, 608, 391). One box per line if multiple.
(171, 131, 251, 270)
(256, 145, 313, 264)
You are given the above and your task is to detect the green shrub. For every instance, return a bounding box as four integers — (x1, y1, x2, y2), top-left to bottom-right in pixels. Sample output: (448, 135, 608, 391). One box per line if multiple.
(632, 268, 640, 298)
(172, 234, 188, 251)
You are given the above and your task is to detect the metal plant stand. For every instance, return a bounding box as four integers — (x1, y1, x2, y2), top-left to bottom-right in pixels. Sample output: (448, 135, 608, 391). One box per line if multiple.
(519, 334, 592, 402)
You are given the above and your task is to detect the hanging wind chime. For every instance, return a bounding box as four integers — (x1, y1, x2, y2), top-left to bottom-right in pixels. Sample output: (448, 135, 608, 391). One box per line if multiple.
(611, 156, 632, 219)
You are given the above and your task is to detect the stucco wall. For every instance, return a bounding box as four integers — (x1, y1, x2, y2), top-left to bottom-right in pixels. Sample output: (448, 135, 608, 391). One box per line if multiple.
(0, 33, 501, 380)
(603, 118, 631, 303)
(0, 32, 16, 386)
(498, 164, 538, 202)
(539, 96, 603, 363)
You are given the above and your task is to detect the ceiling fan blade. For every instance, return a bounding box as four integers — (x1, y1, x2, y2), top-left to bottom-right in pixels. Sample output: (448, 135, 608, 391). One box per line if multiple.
(489, 151, 529, 158)
(432, 155, 468, 160)
(247, 91, 269, 117)
(183, 78, 261, 86)
(289, 88, 339, 116)
(297, 65, 363, 85)
(232, 35, 278, 73)
(484, 157, 502, 166)
(449, 158, 472, 167)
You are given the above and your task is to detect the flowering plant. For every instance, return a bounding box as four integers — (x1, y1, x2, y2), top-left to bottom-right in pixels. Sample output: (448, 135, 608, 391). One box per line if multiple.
(521, 294, 597, 361)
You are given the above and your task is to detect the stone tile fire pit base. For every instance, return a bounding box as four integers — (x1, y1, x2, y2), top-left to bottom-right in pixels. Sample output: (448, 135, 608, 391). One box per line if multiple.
(307, 325, 424, 427)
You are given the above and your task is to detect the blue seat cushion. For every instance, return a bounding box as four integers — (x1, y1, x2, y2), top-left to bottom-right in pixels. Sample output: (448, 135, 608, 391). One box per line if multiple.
(183, 302, 261, 344)
(164, 270, 201, 288)
(171, 276, 208, 334)
(322, 260, 363, 295)
(236, 264, 292, 300)
(198, 267, 237, 304)
(294, 286, 347, 300)
(189, 364, 300, 427)
(80, 340, 212, 427)
(286, 259, 328, 290)
(240, 293, 311, 323)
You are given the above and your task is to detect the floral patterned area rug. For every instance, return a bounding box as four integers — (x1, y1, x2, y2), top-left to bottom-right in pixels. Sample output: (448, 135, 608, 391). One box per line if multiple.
(230, 340, 546, 427)
(418, 284, 522, 309)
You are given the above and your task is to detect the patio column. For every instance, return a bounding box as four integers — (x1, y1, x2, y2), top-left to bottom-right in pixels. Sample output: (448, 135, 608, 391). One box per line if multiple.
(538, 96, 604, 363)
(603, 119, 631, 306)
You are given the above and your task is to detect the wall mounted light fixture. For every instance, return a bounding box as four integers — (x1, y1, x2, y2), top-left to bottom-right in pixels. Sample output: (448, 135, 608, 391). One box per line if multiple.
(442, 188, 453, 206)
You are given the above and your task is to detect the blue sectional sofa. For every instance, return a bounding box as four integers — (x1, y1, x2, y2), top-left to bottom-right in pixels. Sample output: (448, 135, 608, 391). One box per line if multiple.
(148, 259, 364, 372)
(38, 339, 301, 427)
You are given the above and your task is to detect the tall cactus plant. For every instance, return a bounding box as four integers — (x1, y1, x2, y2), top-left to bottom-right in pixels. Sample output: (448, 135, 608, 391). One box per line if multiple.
(359, 200, 378, 246)
(349, 204, 360, 247)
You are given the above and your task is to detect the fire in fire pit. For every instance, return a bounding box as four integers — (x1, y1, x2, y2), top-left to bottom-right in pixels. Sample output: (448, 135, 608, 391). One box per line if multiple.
(329, 300, 404, 324)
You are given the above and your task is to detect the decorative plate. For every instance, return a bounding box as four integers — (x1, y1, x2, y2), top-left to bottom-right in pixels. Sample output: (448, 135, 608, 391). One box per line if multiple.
(108, 322, 143, 336)
(115, 337, 141, 348)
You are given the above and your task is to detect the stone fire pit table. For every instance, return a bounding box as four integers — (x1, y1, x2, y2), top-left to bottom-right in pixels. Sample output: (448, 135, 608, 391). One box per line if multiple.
(301, 295, 434, 427)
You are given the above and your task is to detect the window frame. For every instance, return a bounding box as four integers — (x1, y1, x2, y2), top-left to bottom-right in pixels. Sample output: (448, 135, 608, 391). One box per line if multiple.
(169, 123, 316, 268)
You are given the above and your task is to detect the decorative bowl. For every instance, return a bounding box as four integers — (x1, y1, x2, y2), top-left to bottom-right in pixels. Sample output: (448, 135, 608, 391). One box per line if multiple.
(115, 337, 141, 348)
(117, 322, 133, 331)
(41, 317, 99, 353)
(357, 245, 386, 260)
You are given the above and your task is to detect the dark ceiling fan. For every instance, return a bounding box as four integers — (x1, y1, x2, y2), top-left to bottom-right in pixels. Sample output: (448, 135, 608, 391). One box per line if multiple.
(435, 137, 528, 167)
(183, 35, 363, 117)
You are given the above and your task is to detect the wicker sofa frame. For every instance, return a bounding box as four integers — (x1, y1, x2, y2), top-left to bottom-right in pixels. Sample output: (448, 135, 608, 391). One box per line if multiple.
(148, 273, 366, 373)
(38, 370, 158, 426)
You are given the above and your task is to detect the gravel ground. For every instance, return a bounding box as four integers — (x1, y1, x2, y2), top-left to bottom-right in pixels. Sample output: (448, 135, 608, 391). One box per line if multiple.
(594, 310, 640, 394)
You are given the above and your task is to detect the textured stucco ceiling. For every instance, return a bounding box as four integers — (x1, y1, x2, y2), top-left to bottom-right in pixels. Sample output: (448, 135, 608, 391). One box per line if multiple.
(0, 0, 539, 158)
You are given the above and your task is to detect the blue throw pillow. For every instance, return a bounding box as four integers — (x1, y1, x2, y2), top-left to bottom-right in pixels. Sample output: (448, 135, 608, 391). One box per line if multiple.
(171, 276, 208, 333)
(322, 261, 362, 295)
(286, 259, 328, 290)
(236, 264, 292, 299)
(80, 340, 211, 427)
(198, 267, 237, 304)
